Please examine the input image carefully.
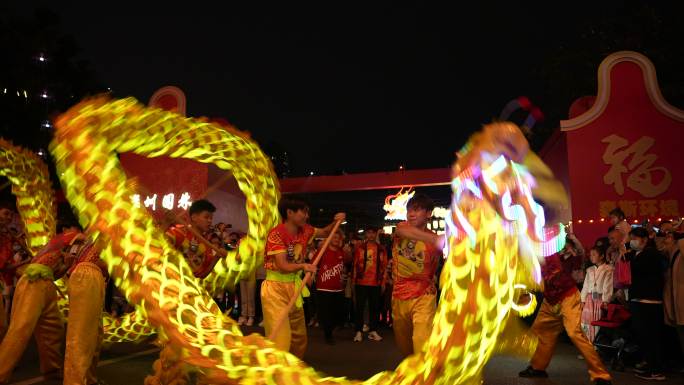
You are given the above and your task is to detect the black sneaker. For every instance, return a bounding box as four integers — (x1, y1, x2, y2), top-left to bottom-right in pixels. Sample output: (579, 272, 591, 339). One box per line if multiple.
(518, 366, 548, 378)
(634, 372, 666, 381)
(594, 379, 612, 385)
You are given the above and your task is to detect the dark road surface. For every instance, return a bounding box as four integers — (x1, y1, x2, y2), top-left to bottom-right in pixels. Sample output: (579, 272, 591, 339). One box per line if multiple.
(6, 324, 683, 385)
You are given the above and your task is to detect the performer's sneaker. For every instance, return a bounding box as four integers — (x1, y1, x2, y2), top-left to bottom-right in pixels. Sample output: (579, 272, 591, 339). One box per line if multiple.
(634, 372, 666, 381)
(353, 331, 363, 342)
(245, 317, 254, 326)
(518, 366, 548, 378)
(368, 331, 383, 341)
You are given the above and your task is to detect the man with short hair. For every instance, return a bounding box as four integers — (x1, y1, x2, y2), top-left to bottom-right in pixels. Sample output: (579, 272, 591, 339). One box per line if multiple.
(625, 227, 668, 381)
(352, 226, 387, 342)
(391, 193, 443, 356)
(261, 198, 344, 357)
(165, 199, 224, 278)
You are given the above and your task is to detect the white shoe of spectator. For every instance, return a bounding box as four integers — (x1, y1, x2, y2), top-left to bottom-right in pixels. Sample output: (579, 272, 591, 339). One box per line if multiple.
(353, 331, 363, 342)
(246, 317, 254, 326)
(237, 316, 246, 325)
(362, 324, 369, 332)
(368, 331, 382, 341)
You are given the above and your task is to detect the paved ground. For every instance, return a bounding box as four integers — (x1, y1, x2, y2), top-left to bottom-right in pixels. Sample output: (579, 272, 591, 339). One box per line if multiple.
(6, 324, 683, 385)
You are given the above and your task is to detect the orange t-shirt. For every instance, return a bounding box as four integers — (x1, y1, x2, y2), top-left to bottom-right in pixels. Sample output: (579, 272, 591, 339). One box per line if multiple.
(166, 225, 219, 279)
(353, 241, 387, 286)
(392, 228, 442, 300)
(264, 224, 315, 272)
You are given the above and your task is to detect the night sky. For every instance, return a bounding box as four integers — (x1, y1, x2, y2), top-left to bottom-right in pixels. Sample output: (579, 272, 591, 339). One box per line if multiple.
(4, 2, 642, 175)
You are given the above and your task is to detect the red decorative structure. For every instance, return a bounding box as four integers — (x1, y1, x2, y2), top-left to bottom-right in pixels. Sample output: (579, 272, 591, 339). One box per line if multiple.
(149, 86, 187, 115)
(120, 87, 208, 219)
(541, 51, 684, 245)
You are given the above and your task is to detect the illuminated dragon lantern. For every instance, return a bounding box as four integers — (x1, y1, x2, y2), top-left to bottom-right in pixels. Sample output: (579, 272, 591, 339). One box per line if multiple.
(0, 139, 158, 343)
(0, 139, 56, 254)
(47, 96, 567, 384)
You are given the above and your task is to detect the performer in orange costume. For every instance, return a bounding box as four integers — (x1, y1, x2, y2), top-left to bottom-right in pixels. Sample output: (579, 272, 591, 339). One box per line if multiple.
(146, 199, 227, 385)
(164, 199, 224, 279)
(261, 198, 344, 357)
(390, 193, 443, 357)
(0, 212, 108, 385)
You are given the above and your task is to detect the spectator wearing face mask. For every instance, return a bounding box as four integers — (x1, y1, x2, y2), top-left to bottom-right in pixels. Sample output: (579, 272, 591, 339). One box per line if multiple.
(624, 226, 668, 381)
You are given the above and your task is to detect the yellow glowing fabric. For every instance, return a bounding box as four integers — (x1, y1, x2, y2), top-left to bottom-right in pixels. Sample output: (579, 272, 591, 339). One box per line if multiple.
(0, 139, 56, 253)
(52, 98, 565, 385)
(0, 139, 156, 344)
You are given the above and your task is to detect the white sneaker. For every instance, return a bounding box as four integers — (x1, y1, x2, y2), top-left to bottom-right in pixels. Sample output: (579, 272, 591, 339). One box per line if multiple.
(368, 331, 383, 341)
(237, 316, 246, 325)
(258, 320, 264, 327)
(353, 331, 363, 342)
(362, 324, 369, 332)
(246, 317, 254, 326)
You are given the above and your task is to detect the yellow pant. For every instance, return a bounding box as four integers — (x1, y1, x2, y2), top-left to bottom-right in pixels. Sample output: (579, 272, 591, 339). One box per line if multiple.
(530, 291, 611, 381)
(64, 263, 105, 385)
(261, 280, 307, 358)
(0, 291, 6, 340)
(392, 294, 436, 357)
(0, 276, 63, 383)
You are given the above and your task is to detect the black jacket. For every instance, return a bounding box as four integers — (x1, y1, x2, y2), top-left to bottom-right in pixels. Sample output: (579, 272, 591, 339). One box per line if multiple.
(626, 246, 666, 301)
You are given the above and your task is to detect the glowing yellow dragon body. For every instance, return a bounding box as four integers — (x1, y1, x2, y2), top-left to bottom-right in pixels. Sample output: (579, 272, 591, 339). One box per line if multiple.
(0, 139, 56, 254)
(0, 139, 158, 344)
(47, 98, 566, 385)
